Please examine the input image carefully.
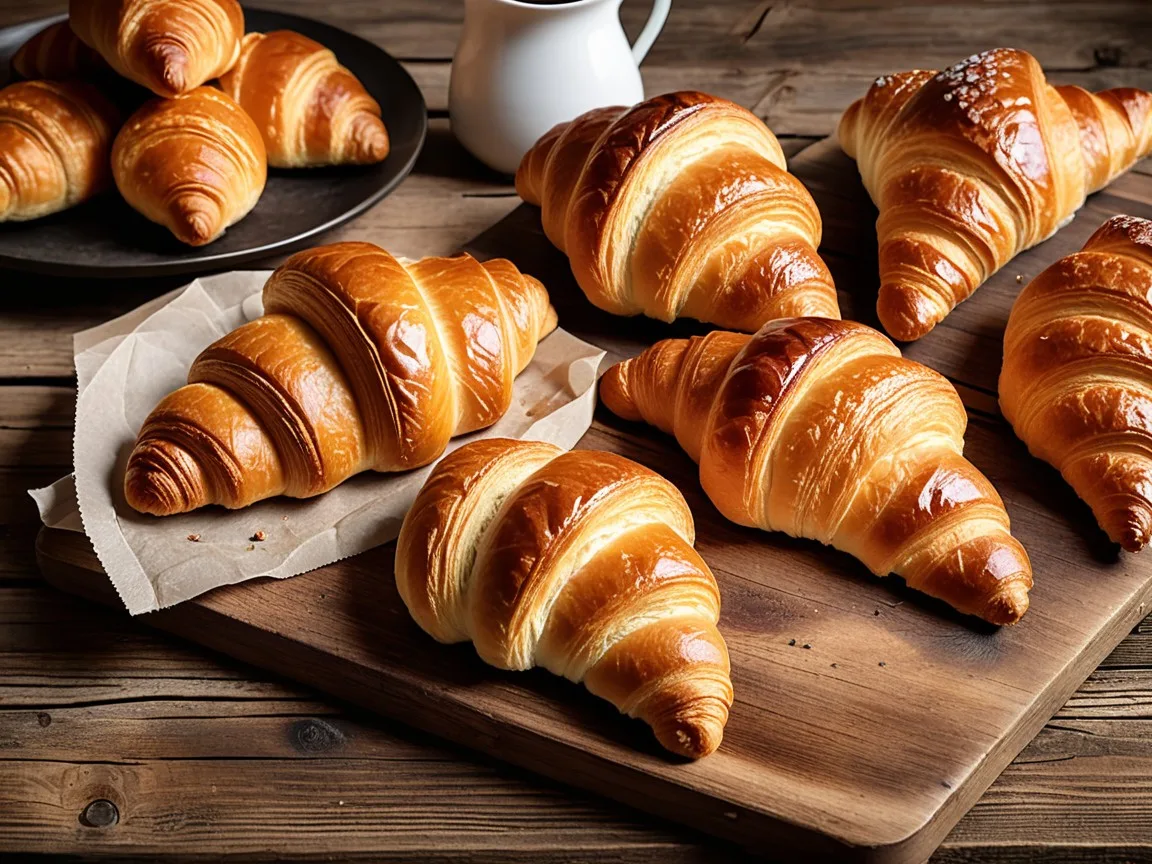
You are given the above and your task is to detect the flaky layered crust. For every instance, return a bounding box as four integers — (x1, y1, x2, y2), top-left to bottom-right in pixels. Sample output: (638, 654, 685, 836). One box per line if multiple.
(602, 318, 1033, 625)
(0, 80, 120, 222)
(70, 0, 243, 97)
(395, 438, 732, 759)
(1001, 215, 1152, 552)
(218, 30, 389, 168)
(124, 242, 557, 515)
(839, 48, 1152, 341)
(111, 86, 266, 246)
(516, 91, 838, 331)
(10, 21, 107, 80)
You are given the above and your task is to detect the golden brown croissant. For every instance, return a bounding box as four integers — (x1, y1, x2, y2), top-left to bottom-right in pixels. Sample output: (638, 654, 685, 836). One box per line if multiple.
(0, 80, 120, 222)
(516, 91, 839, 331)
(125, 242, 558, 516)
(10, 20, 107, 80)
(218, 30, 390, 168)
(69, 0, 243, 98)
(112, 86, 266, 246)
(1001, 216, 1152, 552)
(839, 48, 1152, 342)
(601, 317, 1033, 624)
(396, 438, 732, 759)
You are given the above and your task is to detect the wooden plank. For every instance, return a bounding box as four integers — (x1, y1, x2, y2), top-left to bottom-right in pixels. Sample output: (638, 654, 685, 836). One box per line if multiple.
(0, 756, 716, 862)
(31, 132, 1152, 861)
(0, 584, 711, 861)
(29, 493, 1152, 864)
(940, 720, 1152, 859)
(0, 387, 74, 572)
(1100, 633, 1152, 668)
(7, 563, 1152, 862)
(5, 565, 1152, 862)
(31, 423, 1152, 864)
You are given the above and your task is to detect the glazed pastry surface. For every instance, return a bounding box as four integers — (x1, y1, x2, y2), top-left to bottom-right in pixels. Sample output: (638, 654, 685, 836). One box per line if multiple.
(517, 91, 839, 331)
(125, 242, 557, 515)
(10, 20, 107, 80)
(219, 30, 390, 168)
(0, 80, 120, 222)
(396, 437, 732, 759)
(70, 0, 244, 97)
(112, 86, 267, 246)
(839, 48, 1152, 341)
(1001, 215, 1152, 552)
(602, 317, 1033, 624)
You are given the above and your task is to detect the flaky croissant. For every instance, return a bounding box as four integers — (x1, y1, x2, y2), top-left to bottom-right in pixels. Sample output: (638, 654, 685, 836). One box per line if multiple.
(516, 91, 839, 331)
(839, 48, 1152, 341)
(1001, 216, 1152, 552)
(396, 438, 732, 759)
(0, 80, 120, 222)
(112, 86, 266, 246)
(601, 317, 1033, 624)
(10, 21, 106, 80)
(218, 30, 390, 168)
(125, 242, 557, 516)
(70, 0, 243, 98)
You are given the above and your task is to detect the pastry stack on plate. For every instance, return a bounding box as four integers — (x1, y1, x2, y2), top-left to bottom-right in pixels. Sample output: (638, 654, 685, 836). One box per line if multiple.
(0, 0, 391, 244)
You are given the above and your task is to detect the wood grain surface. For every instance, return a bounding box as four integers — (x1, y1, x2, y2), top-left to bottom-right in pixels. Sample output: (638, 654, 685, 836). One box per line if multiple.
(34, 133, 1152, 862)
(6, 1, 1152, 862)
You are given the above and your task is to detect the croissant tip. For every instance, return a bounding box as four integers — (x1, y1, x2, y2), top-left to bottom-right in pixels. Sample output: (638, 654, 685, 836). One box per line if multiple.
(877, 282, 944, 342)
(169, 194, 222, 246)
(124, 440, 208, 516)
(1116, 524, 1150, 554)
(351, 116, 390, 164)
(599, 361, 641, 422)
(983, 581, 1031, 626)
(140, 40, 191, 96)
(540, 302, 559, 339)
(124, 458, 184, 517)
(652, 704, 729, 760)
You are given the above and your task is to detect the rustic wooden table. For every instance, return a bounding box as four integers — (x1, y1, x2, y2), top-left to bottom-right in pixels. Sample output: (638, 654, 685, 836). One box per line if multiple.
(3, 1, 1152, 861)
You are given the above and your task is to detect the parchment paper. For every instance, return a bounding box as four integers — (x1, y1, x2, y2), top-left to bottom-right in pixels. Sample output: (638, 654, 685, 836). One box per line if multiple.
(30, 271, 604, 615)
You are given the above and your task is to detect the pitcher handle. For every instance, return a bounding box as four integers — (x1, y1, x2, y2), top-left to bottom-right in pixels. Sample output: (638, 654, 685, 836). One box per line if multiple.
(630, 0, 671, 64)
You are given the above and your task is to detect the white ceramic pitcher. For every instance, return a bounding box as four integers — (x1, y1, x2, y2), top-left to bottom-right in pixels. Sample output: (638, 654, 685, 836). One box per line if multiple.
(449, 0, 671, 174)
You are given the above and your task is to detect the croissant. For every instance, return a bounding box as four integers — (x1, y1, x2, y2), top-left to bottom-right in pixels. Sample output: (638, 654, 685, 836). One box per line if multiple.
(0, 80, 120, 222)
(125, 242, 558, 516)
(600, 317, 1033, 624)
(839, 48, 1152, 341)
(218, 30, 390, 168)
(1001, 216, 1152, 552)
(10, 21, 107, 80)
(112, 86, 266, 246)
(515, 91, 839, 331)
(396, 438, 732, 759)
(69, 0, 243, 98)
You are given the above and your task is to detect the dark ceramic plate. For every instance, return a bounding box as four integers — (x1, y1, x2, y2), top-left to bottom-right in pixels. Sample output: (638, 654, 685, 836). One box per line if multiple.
(0, 8, 427, 277)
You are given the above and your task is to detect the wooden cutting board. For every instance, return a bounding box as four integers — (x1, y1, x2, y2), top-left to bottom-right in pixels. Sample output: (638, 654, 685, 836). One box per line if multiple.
(37, 138, 1152, 864)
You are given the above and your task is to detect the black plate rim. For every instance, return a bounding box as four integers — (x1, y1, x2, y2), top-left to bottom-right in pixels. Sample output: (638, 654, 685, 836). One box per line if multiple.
(0, 7, 428, 279)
